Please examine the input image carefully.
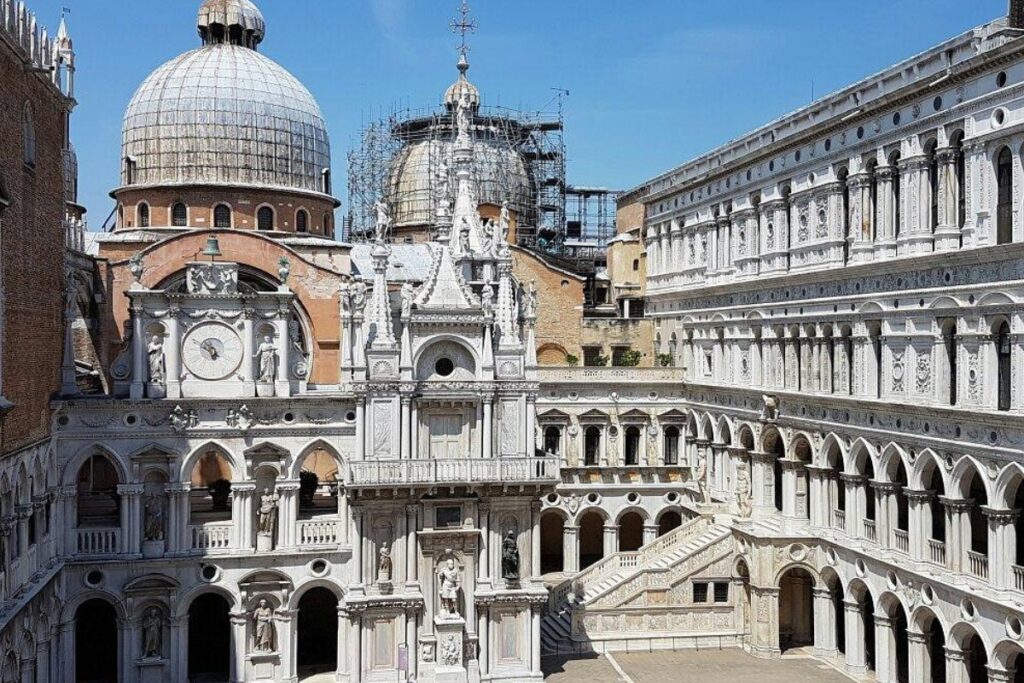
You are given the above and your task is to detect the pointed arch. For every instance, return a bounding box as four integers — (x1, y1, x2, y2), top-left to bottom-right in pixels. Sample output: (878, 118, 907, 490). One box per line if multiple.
(878, 442, 910, 483)
(993, 461, 1024, 508)
(910, 448, 948, 491)
(845, 438, 876, 476)
(62, 443, 127, 487)
(949, 456, 992, 500)
(818, 433, 846, 468)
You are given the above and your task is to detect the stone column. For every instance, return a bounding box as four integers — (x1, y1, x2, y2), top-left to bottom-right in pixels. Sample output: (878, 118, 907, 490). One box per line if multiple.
(563, 524, 579, 573)
(844, 601, 868, 674)
(229, 610, 247, 683)
(482, 397, 493, 460)
(400, 397, 411, 460)
(349, 613, 363, 683)
(232, 483, 256, 552)
(904, 489, 932, 562)
(602, 524, 618, 557)
(130, 302, 145, 399)
(983, 507, 1018, 588)
(276, 608, 295, 683)
(531, 502, 542, 578)
(336, 607, 351, 681)
(165, 307, 182, 398)
(907, 630, 929, 683)
(526, 395, 537, 458)
(478, 607, 489, 677)
(643, 524, 658, 546)
(411, 400, 420, 459)
(934, 146, 962, 250)
(841, 475, 867, 538)
(941, 497, 969, 573)
(478, 502, 490, 585)
(531, 604, 542, 676)
(945, 647, 967, 683)
(242, 307, 256, 391)
(812, 587, 838, 658)
(750, 450, 774, 516)
(872, 481, 898, 549)
(354, 399, 365, 461)
(874, 614, 897, 683)
(277, 481, 300, 550)
(988, 666, 1016, 683)
(275, 312, 291, 396)
(118, 483, 143, 556)
(848, 172, 874, 262)
(874, 165, 898, 259)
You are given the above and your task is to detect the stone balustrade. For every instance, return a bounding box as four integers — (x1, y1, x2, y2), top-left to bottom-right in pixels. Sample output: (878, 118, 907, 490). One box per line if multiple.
(348, 457, 559, 487)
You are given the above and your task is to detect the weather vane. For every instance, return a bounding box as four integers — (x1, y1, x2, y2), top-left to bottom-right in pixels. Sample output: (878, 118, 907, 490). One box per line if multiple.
(449, 0, 477, 55)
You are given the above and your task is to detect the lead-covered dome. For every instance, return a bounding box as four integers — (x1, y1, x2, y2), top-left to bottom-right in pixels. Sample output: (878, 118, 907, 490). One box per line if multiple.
(119, 1, 331, 197)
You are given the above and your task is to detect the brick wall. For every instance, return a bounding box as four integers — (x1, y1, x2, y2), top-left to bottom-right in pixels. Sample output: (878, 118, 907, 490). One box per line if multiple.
(510, 246, 585, 365)
(0, 38, 70, 453)
(115, 186, 338, 238)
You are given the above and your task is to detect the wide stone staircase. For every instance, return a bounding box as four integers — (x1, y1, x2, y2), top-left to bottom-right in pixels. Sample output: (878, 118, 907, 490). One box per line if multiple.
(542, 515, 736, 655)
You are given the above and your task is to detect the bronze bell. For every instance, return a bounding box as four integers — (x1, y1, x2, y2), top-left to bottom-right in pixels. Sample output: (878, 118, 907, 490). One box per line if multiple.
(201, 234, 222, 260)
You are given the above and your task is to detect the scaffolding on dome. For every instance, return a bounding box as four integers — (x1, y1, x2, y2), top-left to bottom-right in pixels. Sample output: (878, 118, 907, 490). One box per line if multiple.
(346, 102, 567, 253)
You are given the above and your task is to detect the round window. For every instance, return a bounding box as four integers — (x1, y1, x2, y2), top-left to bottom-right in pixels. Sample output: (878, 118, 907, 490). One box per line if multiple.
(435, 358, 455, 377)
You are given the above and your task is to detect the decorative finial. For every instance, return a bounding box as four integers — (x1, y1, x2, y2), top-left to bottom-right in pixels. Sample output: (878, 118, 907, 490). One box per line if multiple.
(449, 0, 477, 58)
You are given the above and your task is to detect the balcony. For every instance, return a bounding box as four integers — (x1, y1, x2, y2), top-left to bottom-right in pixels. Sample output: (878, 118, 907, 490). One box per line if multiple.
(863, 519, 877, 543)
(76, 527, 120, 555)
(1013, 564, 1024, 591)
(832, 509, 845, 532)
(348, 457, 559, 488)
(298, 519, 341, 546)
(536, 366, 686, 384)
(190, 522, 232, 552)
(967, 550, 989, 580)
(894, 529, 909, 554)
(928, 539, 947, 566)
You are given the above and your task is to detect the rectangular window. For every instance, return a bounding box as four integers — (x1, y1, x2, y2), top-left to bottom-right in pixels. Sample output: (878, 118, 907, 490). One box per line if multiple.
(435, 506, 462, 528)
(692, 582, 708, 603)
(611, 347, 629, 366)
(713, 582, 729, 603)
(583, 347, 604, 367)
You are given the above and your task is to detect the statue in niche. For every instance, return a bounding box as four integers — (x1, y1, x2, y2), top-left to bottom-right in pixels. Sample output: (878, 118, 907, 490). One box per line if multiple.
(694, 453, 708, 504)
(438, 558, 462, 618)
(257, 488, 279, 536)
(255, 335, 277, 383)
(502, 530, 520, 581)
(277, 257, 290, 285)
(252, 599, 276, 653)
(141, 606, 163, 659)
(147, 335, 165, 383)
(400, 282, 415, 318)
(458, 216, 471, 254)
(143, 493, 164, 541)
(373, 199, 392, 243)
(351, 282, 368, 315)
(736, 465, 752, 518)
(481, 219, 494, 254)
(378, 541, 393, 582)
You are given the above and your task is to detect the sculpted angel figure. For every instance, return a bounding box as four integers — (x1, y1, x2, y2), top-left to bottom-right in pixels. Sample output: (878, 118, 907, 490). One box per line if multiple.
(400, 282, 415, 318)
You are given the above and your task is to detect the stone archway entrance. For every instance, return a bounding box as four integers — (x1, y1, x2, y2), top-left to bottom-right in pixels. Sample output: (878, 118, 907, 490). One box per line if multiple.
(297, 587, 338, 678)
(76, 598, 118, 683)
(540, 512, 565, 574)
(658, 510, 682, 536)
(618, 512, 644, 552)
(578, 512, 604, 569)
(188, 593, 231, 682)
(778, 567, 814, 653)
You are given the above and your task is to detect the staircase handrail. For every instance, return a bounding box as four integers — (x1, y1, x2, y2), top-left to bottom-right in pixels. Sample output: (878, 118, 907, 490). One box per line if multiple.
(547, 515, 711, 611)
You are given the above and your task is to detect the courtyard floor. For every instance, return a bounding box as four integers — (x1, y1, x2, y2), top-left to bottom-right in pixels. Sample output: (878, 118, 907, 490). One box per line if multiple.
(542, 649, 853, 682)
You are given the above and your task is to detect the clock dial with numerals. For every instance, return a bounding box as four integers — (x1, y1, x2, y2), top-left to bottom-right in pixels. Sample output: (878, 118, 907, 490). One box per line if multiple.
(182, 322, 243, 380)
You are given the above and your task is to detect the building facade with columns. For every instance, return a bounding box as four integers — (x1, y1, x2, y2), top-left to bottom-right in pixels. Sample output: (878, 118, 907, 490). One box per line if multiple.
(6, 1, 1024, 683)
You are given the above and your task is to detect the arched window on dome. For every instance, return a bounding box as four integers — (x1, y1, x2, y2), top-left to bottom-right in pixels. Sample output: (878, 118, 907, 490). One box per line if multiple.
(323, 213, 332, 238)
(322, 169, 332, 195)
(22, 103, 36, 168)
(296, 209, 308, 233)
(137, 203, 150, 228)
(257, 206, 274, 231)
(171, 202, 188, 227)
(213, 204, 231, 229)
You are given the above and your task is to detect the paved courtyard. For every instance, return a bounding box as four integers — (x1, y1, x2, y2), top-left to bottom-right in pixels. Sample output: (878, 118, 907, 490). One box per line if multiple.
(542, 649, 853, 682)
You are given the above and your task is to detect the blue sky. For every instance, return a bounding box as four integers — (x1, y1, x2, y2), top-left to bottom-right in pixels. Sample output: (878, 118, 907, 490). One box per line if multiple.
(26, 0, 1005, 227)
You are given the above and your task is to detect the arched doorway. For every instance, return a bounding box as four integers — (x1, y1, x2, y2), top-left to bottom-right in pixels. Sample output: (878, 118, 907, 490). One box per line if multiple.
(822, 569, 844, 656)
(880, 596, 909, 683)
(188, 593, 231, 681)
(960, 628, 988, 683)
(915, 609, 946, 683)
(658, 510, 682, 536)
(618, 512, 644, 552)
(778, 567, 814, 653)
(296, 588, 338, 678)
(76, 598, 118, 683)
(540, 512, 565, 574)
(578, 512, 604, 569)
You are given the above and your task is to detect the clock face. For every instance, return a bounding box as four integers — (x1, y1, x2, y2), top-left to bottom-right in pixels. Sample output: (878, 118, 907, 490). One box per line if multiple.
(182, 322, 244, 381)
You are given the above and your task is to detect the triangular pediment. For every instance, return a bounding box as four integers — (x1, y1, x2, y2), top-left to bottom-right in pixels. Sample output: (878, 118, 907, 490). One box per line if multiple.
(414, 244, 479, 310)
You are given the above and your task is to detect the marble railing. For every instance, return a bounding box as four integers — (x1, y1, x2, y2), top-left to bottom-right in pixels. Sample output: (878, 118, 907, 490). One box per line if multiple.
(1013, 564, 1024, 591)
(190, 522, 232, 552)
(536, 367, 686, 384)
(894, 529, 910, 554)
(967, 550, 989, 580)
(349, 457, 559, 487)
(76, 527, 120, 555)
(928, 539, 947, 566)
(297, 519, 340, 546)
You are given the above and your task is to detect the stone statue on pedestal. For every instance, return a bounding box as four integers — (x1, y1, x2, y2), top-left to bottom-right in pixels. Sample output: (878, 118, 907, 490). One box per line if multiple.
(736, 464, 752, 518)
(142, 606, 162, 659)
(502, 530, 520, 581)
(143, 493, 164, 541)
(378, 542, 393, 582)
(438, 559, 461, 617)
(147, 335, 165, 384)
(255, 336, 277, 383)
(695, 454, 708, 504)
(257, 488, 279, 536)
(400, 283, 415, 318)
(252, 600, 276, 653)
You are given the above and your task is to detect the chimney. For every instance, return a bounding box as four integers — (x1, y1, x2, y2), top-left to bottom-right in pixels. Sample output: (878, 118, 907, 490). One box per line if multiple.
(1011, 0, 1024, 29)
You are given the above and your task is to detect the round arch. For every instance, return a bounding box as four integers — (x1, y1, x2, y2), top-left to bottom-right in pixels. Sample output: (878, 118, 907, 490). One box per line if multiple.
(61, 444, 128, 487)
(180, 441, 242, 484)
